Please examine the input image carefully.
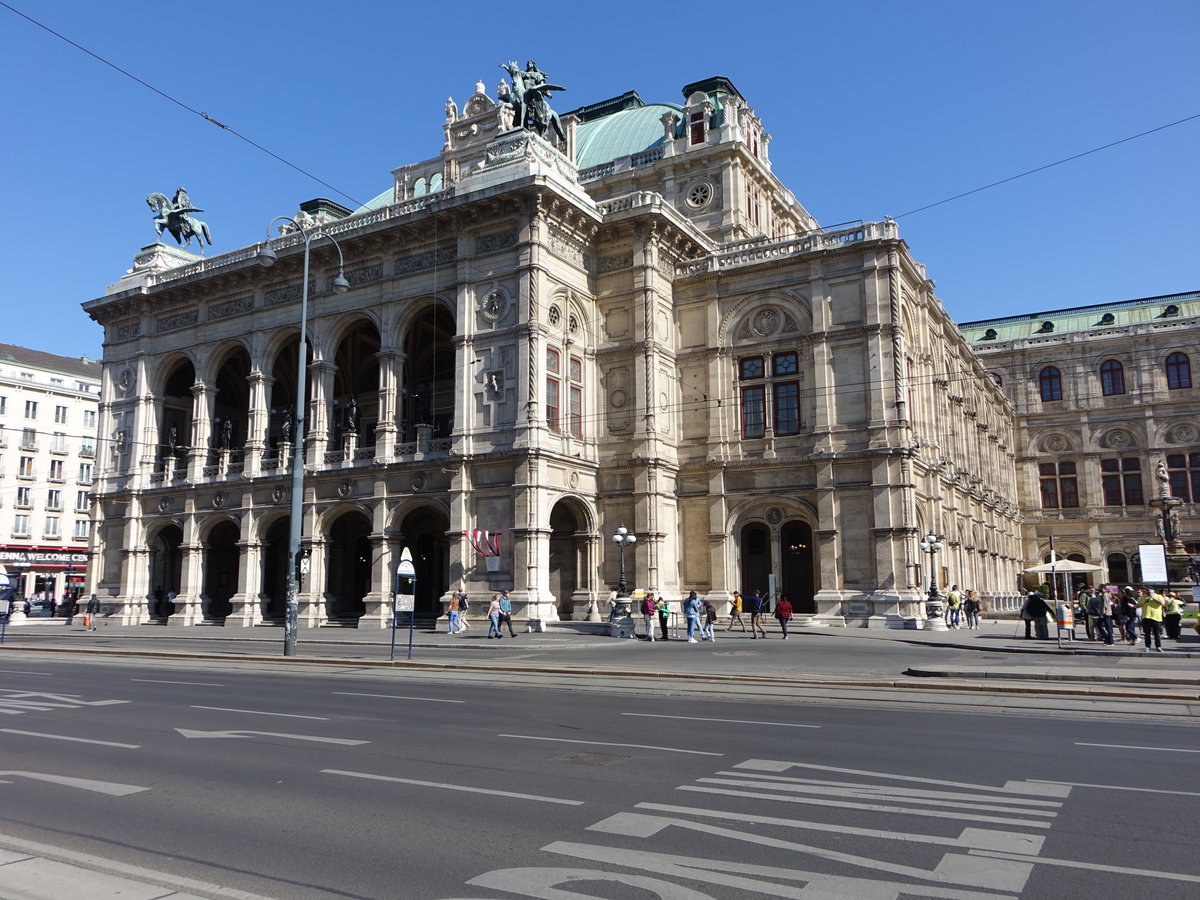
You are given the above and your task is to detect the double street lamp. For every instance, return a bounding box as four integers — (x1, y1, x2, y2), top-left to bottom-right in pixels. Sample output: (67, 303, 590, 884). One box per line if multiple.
(918, 531, 947, 631)
(611, 525, 637, 599)
(258, 218, 349, 656)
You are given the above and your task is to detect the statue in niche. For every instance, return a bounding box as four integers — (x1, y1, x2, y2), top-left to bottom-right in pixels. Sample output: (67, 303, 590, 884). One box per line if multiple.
(345, 397, 359, 433)
(220, 418, 234, 451)
(1156, 459, 1171, 497)
(280, 407, 293, 443)
(146, 186, 212, 250)
(485, 370, 503, 399)
(166, 425, 178, 458)
(499, 59, 566, 145)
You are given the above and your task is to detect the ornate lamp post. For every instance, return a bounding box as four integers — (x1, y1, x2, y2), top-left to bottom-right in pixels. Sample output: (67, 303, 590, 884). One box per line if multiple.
(258, 218, 349, 656)
(918, 532, 948, 631)
(611, 525, 637, 616)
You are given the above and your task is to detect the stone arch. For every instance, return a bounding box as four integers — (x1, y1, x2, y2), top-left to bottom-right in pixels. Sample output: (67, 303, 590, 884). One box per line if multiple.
(399, 298, 457, 442)
(395, 503, 452, 621)
(200, 516, 240, 620)
(728, 497, 819, 612)
(329, 316, 382, 450)
(548, 495, 596, 619)
(322, 506, 373, 622)
(718, 289, 813, 347)
(145, 519, 184, 619)
(1034, 430, 1077, 453)
(1095, 425, 1142, 451)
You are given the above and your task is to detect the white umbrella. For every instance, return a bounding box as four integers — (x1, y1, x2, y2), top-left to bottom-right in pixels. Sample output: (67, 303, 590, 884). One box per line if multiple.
(1023, 560, 1102, 574)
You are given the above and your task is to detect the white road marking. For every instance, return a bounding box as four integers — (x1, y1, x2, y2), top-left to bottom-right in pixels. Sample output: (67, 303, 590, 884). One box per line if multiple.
(622, 713, 820, 729)
(970, 849, 1200, 884)
(0, 670, 53, 677)
(322, 769, 583, 805)
(697, 776, 1059, 817)
(331, 691, 463, 703)
(736, 758, 1073, 797)
(634, 804, 1046, 855)
(712, 771, 1063, 807)
(679, 785, 1052, 828)
(175, 728, 366, 745)
(131, 678, 224, 686)
(191, 705, 328, 720)
(1075, 741, 1200, 754)
(0, 771, 147, 796)
(1030, 779, 1200, 797)
(0, 728, 139, 749)
(500, 734, 723, 756)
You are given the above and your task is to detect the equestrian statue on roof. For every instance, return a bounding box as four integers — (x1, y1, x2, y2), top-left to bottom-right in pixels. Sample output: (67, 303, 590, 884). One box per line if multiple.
(499, 59, 566, 147)
(146, 186, 212, 251)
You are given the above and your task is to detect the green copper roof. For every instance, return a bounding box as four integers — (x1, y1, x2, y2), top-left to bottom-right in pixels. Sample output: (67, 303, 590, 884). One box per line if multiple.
(356, 185, 395, 215)
(959, 291, 1200, 343)
(574, 102, 682, 170)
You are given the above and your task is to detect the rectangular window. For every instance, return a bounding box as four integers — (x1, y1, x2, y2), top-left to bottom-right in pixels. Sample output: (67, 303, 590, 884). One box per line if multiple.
(546, 378, 560, 433)
(1039, 461, 1078, 509)
(741, 386, 765, 438)
(16, 487, 32, 508)
(83, 410, 97, 429)
(19, 456, 34, 478)
(50, 378, 63, 386)
(773, 383, 799, 435)
(44, 516, 59, 538)
(739, 357, 764, 380)
(80, 438, 95, 457)
(21, 427, 37, 450)
(76, 490, 90, 511)
(78, 462, 93, 483)
(49, 459, 64, 481)
(54, 405, 68, 424)
(1166, 453, 1200, 502)
(51, 432, 67, 453)
(13, 515, 30, 537)
(1101, 457, 1143, 506)
(47, 489, 62, 510)
(0, 395, 6, 415)
(24, 400, 37, 419)
(73, 519, 90, 539)
(569, 385, 582, 438)
(689, 112, 705, 145)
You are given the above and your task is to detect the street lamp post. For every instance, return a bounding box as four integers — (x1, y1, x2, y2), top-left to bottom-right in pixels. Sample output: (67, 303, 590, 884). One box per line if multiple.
(258, 219, 349, 656)
(918, 532, 948, 632)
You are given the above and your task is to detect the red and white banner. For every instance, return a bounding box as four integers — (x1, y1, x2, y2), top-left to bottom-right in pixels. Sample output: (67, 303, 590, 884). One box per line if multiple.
(464, 530, 501, 557)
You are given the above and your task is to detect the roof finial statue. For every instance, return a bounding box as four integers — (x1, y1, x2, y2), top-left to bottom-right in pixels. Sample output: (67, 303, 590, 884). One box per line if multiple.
(499, 59, 566, 146)
(146, 187, 212, 251)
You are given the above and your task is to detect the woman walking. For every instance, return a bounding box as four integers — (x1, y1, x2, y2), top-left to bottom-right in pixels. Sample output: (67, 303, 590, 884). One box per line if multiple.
(700, 598, 718, 641)
(727, 591, 746, 632)
(683, 590, 701, 643)
(641, 592, 657, 642)
(963, 590, 982, 630)
(775, 595, 794, 638)
(486, 593, 501, 639)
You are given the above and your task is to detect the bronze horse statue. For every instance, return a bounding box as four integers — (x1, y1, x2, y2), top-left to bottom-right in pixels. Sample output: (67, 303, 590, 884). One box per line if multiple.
(500, 60, 566, 146)
(147, 190, 212, 251)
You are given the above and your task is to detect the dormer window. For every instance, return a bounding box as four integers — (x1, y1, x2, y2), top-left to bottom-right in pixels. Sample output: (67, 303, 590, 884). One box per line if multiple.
(1095, 312, 1115, 325)
(981, 328, 998, 340)
(1161, 304, 1180, 318)
(1035, 321, 1054, 334)
(689, 112, 705, 145)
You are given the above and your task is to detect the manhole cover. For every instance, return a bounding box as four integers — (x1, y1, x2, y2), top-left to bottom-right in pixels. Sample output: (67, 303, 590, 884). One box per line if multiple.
(556, 752, 628, 766)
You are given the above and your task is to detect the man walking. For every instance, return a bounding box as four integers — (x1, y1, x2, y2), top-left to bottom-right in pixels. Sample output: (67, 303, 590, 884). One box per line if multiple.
(1140, 588, 1166, 652)
(1088, 586, 1115, 645)
(682, 590, 701, 643)
(85, 593, 100, 632)
(498, 590, 517, 637)
(748, 590, 767, 639)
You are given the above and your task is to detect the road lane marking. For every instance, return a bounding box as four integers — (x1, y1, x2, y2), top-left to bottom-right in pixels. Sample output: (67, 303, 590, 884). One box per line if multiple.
(131, 679, 224, 686)
(0, 670, 54, 677)
(1030, 779, 1200, 797)
(622, 713, 820, 729)
(735, 758, 1068, 796)
(322, 769, 583, 805)
(500, 734, 723, 756)
(1075, 742, 1200, 754)
(970, 849, 1200, 884)
(0, 729, 139, 749)
(634, 804, 1045, 856)
(331, 691, 464, 703)
(0, 771, 148, 795)
(191, 705, 328, 720)
(679, 785, 1052, 828)
(712, 771, 1064, 807)
(175, 728, 366, 745)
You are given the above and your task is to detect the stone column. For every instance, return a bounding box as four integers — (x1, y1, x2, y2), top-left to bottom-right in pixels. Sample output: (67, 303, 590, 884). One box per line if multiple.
(243, 372, 271, 477)
(375, 349, 401, 459)
(175, 539, 204, 626)
(308, 361, 336, 465)
(231, 539, 260, 627)
(302, 537, 327, 628)
(187, 381, 214, 481)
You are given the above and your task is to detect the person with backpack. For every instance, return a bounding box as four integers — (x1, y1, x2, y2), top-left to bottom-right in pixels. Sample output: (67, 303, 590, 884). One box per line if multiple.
(747, 589, 767, 639)
(945, 585, 963, 629)
(726, 591, 746, 632)
(641, 592, 657, 642)
(774, 595, 794, 639)
(455, 589, 470, 632)
(700, 598, 718, 641)
(1118, 588, 1140, 644)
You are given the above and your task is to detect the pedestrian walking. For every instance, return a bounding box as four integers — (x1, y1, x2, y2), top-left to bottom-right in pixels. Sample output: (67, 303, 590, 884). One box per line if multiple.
(775, 595, 794, 638)
(607, 588, 618, 623)
(683, 590, 700, 643)
(963, 590, 981, 630)
(748, 590, 767, 638)
(656, 594, 671, 641)
(1023, 591, 1051, 640)
(945, 585, 963, 629)
(1140, 588, 1166, 652)
(486, 594, 501, 638)
(1163, 591, 1183, 640)
(727, 591, 746, 632)
(1087, 586, 1115, 645)
(446, 598, 460, 634)
(1118, 588, 1140, 644)
(700, 598, 717, 641)
(498, 590, 517, 637)
(641, 592, 657, 641)
(455, 588, 470, 632)
(85, 593, 100, 631)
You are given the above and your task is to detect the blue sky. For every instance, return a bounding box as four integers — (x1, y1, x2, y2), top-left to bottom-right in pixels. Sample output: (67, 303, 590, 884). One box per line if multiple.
(1, 0, 1196, 360)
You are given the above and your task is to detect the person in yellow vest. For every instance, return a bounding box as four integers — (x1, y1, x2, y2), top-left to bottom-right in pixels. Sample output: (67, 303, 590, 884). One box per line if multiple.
(1162, 592, 1183, 640)
(1139, 588, 1166, 653)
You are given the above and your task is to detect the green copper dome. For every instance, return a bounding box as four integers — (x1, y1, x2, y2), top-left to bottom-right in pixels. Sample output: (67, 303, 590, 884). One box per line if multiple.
(574, 102, 682, 170)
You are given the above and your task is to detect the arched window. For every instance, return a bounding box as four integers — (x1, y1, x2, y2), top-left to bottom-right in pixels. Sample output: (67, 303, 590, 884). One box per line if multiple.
(1039, 366, 1062, 402)
(1100, 359, 1125, 396)
(1165, 352, 1192, 390)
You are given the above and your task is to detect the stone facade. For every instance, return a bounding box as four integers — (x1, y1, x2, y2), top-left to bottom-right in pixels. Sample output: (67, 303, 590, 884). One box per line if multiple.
(82, 73, 1021, 628)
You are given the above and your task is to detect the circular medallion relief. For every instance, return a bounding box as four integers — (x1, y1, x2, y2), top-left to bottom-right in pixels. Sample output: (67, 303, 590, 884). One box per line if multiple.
(1101, 429, 1133, 449)
(610, 389, 627, 409)
(1167, 423, 1197, 444)
(157, 496, 172, 513)
(410, 471, 428, 492)
(212, 491, 226, 509)
(752, 308, 780, 337)
(271, 486, 287, 504)
(568, 471, 579, 489)
(337, 480, 354, 498)
(479, 289, 508, 322)
(766, 508, 783, 524)
(686, 181, 714, 209)
(117, 368, 135, 393)
(1042, 435, 1067, 453)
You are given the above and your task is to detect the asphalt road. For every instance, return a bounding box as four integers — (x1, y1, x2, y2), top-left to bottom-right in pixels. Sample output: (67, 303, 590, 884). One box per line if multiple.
(0, 655, 1197, 899)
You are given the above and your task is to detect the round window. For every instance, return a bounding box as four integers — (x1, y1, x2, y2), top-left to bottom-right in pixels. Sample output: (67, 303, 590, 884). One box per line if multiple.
(686, 182, 714, 209)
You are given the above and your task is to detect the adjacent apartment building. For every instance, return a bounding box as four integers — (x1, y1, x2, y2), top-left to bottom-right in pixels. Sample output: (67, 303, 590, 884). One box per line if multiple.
(0, 343, 101, 618)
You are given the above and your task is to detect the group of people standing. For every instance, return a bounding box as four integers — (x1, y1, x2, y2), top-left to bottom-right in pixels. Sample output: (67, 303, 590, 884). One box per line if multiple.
(943, 585, 985, 629)
(639, 589, 794, 643)
(1075, 583, 1185, 651)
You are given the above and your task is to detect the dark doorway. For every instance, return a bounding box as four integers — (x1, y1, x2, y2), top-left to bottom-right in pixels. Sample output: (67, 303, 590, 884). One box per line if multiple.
(261, 518, 288, 622)
(739, 523, 770, 597)
(399, 507, 450, 621)
(203, 521, 239, 620)
(149, 524, 183, 617)
(781, 520, 815, 614)
(326, 511, 372, 622)
(549, 501, 582, 619)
